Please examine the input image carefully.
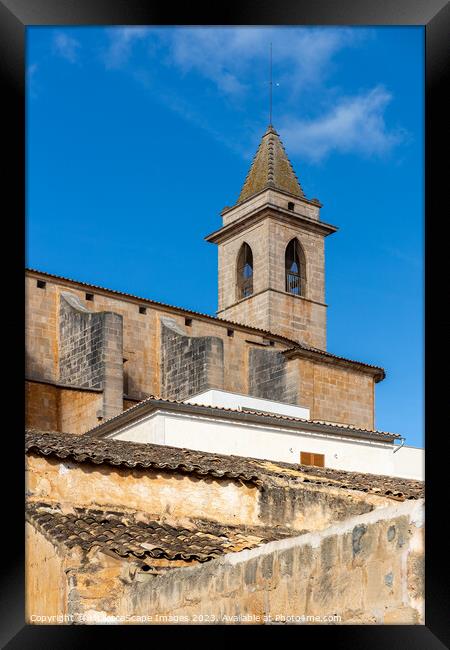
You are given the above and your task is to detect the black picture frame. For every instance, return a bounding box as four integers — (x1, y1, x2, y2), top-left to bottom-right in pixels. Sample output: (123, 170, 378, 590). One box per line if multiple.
(3, 0, 449, 646)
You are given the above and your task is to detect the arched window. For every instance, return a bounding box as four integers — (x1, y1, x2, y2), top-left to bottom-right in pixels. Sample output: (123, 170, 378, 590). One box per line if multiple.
(285, 238, 306, 296)
(237, 243, 253, 299)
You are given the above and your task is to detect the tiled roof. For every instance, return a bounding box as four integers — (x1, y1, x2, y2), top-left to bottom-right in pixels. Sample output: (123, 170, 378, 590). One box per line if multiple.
(25, 430, 424, 501)
(287, 463, 424, 501)
(25, 430, 262, 485)
(25, 268, 385, 379)
(84, 393, 401, 442)
(26, 502, 287, 565)
(237, 125, 304, 204)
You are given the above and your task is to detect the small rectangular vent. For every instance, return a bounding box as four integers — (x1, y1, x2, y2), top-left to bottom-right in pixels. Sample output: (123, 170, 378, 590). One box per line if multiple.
(300, 452, 325, 468)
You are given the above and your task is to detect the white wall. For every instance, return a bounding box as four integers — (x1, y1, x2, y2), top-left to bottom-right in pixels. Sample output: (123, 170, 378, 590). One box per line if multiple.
(185, 389, 310, 420)
(109, 410, 424, 480)
(392, 445, 425, 481)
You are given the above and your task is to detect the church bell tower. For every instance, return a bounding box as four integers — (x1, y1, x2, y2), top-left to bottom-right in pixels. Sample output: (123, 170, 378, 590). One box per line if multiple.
(206, 125, 337, 350)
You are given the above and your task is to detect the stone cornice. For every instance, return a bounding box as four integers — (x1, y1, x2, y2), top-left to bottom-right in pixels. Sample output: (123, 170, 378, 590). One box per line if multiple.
(25, 375, 103, 393)
(206, 204, 337, 244)
(282, 347, 386, 382)
(217, 287, 328, 312)
(222, 186, 323, 216)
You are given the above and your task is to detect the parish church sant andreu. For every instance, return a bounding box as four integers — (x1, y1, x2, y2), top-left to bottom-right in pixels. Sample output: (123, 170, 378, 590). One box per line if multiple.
(25, 123, 425, 625)
(26, 124, 383, 438)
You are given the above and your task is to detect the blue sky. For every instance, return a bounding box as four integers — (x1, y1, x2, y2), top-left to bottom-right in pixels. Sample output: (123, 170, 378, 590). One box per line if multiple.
(26, 26, 424, 447)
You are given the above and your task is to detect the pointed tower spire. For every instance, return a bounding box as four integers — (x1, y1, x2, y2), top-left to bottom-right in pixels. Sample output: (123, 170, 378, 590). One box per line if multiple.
(237, 126, 305, 204)
(206, 123, 336, 349)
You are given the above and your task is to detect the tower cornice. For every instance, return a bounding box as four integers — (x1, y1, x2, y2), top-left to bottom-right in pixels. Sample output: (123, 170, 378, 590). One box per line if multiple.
(206, 203, 338, 245)
(221, 186, 323, 216)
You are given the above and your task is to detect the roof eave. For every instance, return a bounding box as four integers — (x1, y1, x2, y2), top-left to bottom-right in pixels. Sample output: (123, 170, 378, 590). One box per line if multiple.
(282, 346, 386, 382)
(85, 397, 398, 443)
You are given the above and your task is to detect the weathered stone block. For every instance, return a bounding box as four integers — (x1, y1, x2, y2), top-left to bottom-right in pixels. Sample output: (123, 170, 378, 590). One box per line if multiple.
(161, 318, 224, 400)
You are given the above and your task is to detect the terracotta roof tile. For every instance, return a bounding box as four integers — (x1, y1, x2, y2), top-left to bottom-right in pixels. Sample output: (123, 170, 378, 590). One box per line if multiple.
(25, 430, 424, 501)
(25, 430, 262, 485)
(26, 502, 287, 565)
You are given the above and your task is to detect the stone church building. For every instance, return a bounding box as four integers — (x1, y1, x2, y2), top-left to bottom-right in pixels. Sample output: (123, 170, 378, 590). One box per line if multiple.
(25, 125, 424, 625)
(26, 125, 384, 436)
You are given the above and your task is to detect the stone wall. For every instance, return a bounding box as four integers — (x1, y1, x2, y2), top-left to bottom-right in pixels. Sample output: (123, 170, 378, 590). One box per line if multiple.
(25, 451, 424, 625)
(26, 454, 388, 534)
(247, 347, 374, 429)
(27, 498, 422, 625)
(222, 189, 320, 228)
(59, 389, 103, 434)
(25, 499, 424, 625)
(26, 277, 59, 383)
(25, 380, 102, 434)
(116, 499, 424, 625)
(25, 272, 379, 432)
(59, 293, 104, 389)
(59, 292, 123, 420)
(26, 455, 260, 530)
(161, 318, 224, 400)
(25, 522, 127, 625)
(296, 358, 375, 430)
(216, 216, 327, 349)
(217, 220, 270, 312)
(248, 348, 298, 404)
(25, 381, 60, 432)
(25, 521, 69, 622)
(219, 290, 327, 350)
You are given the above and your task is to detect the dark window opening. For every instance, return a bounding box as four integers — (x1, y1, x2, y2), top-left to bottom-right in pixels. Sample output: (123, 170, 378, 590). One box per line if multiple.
(237, 243, 253, 300)
(227, 329, 234, 337)
(300, 451, 325, 468)
(269, 340, 275, 347)
(185, 317, 192, 326)
(288, 201, 295, 211)
(139, 306, 146, 315)
(36, 280, 46, 289)
(285, 238, 306, 296)
(85, 293, 94, 301)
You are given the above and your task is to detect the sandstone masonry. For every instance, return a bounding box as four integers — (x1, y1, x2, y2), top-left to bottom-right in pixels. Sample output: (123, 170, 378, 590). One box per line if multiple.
(25, 270, 380, 433)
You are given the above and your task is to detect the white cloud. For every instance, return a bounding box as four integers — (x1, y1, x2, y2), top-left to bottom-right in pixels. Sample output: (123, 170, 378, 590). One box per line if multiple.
(102, 27, 149, 69)
(100, 26, 364, 97)
(164, 27, 365, 98)
(97, 27, 405, 163)
(53, 32, 81, 64)
(279, 86, 404, 162)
